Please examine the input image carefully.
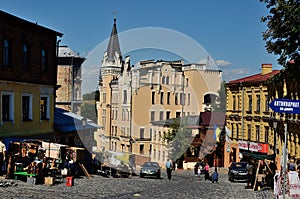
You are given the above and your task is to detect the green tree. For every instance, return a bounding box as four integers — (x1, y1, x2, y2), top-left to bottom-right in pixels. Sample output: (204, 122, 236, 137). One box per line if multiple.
(163, 118, 193, 161)
(81, 102, 97, 123)
(83, 90, 99, 100)
(211, 81, 227, 112)
(81, 90, 99, 123)
(260, 0, 300, 68)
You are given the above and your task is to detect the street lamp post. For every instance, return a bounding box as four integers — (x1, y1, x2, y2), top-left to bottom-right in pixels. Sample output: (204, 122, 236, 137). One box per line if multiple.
(272, 118, 278, 156)
(129, 138, 134, 153)
(282, 115, 288, 199)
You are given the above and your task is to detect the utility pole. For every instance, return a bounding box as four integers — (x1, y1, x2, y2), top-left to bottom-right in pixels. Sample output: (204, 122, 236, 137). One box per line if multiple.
(282, 114, 288, 199)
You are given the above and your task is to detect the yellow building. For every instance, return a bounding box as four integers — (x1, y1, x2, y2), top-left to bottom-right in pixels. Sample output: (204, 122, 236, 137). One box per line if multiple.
(96, 18, 222, 167)
(0, 11, 62, 139)
(268, 60, 300, 164)
(225, 64, 280, 167)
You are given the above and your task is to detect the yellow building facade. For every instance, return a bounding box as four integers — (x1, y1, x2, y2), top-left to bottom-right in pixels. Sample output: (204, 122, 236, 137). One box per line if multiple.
(0, 82, 55, 137)
(96, 18, 222, 167)
(224, 64, 300, 165)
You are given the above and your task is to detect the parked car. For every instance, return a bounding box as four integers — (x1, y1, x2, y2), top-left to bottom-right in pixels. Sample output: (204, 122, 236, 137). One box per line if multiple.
(140, 161, 161, 179)
(228, 162, 248, 182)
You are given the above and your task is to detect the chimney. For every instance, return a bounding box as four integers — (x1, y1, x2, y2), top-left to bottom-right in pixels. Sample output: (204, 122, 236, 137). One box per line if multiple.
(261, 64, 272, 75)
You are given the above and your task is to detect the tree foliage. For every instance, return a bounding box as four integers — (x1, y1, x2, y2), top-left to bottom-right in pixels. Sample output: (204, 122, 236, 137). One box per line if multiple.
(83, 90, 99, 101)
(81, 90, 99, 123)
(211, 81, 227, 112)
(163, 118, 193, 161)
(81, 102, 97, 123)
(260, 0, 300, 68)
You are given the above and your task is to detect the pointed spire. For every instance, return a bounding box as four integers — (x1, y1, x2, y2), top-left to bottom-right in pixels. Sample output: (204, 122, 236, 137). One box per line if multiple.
(106, 17, 121, 62)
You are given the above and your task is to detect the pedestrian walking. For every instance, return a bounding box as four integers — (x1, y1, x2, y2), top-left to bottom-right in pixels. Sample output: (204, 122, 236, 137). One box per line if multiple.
(204, 163, 210, 180)
(211, 167, 219, 183)
(246, 160, 254, 189)
(166, 159, 172, 180)
(197, 164, 202, 179)
(0, 138, 6, 176)
(194, 162, 199, 176)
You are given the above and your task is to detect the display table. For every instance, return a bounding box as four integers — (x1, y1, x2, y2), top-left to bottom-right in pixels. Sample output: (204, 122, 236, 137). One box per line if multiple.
(14, 171, 37, 177)
(14, 172, 37, 182)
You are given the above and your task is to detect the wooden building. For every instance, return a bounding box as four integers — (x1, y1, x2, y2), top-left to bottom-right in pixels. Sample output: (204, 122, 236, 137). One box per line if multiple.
(0, 10, 63, 138)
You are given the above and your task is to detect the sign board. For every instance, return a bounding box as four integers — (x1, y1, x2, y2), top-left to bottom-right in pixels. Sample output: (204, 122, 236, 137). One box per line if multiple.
(238, 141, 269, 153)
(238, 141, 248, 150)
(269, 98, 300, 114)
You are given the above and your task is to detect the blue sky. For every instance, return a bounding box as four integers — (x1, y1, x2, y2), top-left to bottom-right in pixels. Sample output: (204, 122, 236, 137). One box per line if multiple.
(1, 0, 281, 87)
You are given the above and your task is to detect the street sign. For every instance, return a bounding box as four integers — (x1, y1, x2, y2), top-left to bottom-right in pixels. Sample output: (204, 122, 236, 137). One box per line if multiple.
(269, 98, 300, 114)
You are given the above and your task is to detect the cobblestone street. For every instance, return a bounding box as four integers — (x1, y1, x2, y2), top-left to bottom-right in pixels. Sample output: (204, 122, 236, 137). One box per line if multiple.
(0, 169, 274, 199)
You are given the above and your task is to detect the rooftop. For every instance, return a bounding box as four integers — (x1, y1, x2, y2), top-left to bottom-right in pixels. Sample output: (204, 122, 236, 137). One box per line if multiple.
(228, 70, 280, 85)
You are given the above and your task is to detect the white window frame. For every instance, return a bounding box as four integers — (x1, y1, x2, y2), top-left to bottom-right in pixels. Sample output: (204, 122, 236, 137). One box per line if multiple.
(1, 91, 14, 124)
(21, 93, 33, 121)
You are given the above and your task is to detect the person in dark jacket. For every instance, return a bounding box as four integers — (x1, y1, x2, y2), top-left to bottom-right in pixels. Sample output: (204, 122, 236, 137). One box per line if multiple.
(211, 167, 219, 183)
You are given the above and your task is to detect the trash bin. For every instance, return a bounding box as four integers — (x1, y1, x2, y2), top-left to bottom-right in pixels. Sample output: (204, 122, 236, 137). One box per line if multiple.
(66, 176, 74, 187)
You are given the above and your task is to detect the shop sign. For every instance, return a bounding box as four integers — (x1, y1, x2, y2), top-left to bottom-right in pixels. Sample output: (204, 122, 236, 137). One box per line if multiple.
(238, 141, 269, 153)
(238, 141, 248, 150)
(248, 142, 268, 153)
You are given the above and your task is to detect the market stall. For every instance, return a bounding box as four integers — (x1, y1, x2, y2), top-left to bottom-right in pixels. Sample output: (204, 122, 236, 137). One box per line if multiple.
(6, 140, 68, 185)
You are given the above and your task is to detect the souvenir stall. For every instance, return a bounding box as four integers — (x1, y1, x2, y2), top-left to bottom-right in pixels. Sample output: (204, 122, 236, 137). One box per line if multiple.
(6, 140, 67, 185)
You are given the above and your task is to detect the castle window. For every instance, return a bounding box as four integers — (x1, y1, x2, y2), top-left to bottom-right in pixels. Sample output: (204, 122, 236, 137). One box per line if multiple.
(160, 92, 164, 104)
(166, 76, 170, 85)
(123, 90, 127, 104)
(152, 91, 155, 104)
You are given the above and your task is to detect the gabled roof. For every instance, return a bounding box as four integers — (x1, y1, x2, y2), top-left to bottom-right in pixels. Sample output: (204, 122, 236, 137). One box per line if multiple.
(227, 70, 280, 85)
(0, 10, 63, 37)
(54, 108, 102, 133)
(106, 18, 121, 62)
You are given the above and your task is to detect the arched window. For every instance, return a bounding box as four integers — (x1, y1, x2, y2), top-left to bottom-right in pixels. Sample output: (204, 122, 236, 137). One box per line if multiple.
(166, 76, 170, 85)
(162, 76, 165, 84)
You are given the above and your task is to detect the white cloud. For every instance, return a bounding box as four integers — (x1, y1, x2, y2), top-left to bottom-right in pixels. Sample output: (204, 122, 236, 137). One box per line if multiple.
(198, 58, 231, 69)
(222, 68, 250, 82)
(216, 60, 232, 67)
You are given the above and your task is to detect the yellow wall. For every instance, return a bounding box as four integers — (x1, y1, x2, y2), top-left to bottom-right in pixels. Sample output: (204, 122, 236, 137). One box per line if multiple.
(0, 81, 55, 137)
